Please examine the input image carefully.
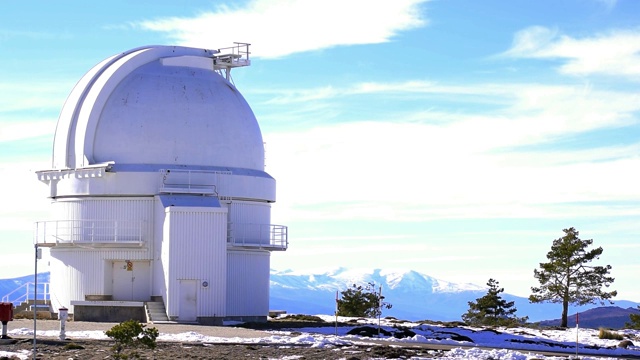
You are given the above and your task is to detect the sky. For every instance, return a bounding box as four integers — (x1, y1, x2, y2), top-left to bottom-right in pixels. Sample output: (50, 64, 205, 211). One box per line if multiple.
(2, 316, 640, 359)
(1, 0, 639, 302)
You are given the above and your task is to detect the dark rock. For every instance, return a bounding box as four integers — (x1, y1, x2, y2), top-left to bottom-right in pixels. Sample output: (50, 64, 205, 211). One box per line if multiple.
(392, 328, 416, 339)
(346, 326, 391, 337)
(618, 339, 634, 348)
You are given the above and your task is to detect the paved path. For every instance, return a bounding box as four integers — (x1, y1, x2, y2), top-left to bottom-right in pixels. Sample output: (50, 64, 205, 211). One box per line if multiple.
(6, 319, 272, 339)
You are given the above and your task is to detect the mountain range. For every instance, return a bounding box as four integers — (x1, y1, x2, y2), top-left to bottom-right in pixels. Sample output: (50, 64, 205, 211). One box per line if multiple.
(269, 267, 639, 326)
(539, 306, 640, 329)
(2, 268, 638, 328)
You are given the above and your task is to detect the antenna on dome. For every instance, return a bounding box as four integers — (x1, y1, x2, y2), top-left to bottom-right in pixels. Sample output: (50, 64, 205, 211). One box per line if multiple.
(213, 42, 251, 81)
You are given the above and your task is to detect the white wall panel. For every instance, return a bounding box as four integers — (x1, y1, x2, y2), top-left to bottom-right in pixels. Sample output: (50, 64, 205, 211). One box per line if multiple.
(163, 206, 227, 319)
(52, 197, 153, 220)
(227, 201, 271, 246)
(50, 197, 154, 252)
(226, 250, 270, 316)
(49, 247, 151, 313)
(228, 201, 270, 224)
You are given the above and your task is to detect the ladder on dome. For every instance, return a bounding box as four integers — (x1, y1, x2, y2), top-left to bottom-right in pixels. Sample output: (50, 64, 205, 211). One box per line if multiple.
(213, 42, 251, 81)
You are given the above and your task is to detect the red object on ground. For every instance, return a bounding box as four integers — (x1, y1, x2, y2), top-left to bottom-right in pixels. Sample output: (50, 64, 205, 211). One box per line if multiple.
(0, 302, 13, 322)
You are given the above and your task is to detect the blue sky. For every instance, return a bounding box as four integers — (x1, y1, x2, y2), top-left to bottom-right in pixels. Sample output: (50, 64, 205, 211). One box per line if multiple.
(1, 0, 639, 302)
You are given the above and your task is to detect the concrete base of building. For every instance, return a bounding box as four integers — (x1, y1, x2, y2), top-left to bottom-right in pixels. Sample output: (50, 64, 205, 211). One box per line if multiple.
(196, 317, 224, 326)
(72, 302, 146, 323)
(224, 315, 268, 323)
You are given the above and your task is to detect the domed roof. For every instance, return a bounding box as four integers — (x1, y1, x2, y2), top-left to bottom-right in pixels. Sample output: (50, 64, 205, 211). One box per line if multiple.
(52, 46, 264, 171)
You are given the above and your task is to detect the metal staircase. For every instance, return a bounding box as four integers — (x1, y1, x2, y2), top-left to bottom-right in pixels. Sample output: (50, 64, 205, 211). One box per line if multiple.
(2, 282, 53, 318)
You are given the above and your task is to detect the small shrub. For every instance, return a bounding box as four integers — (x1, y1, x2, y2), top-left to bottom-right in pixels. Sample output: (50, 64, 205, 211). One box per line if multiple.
(419, 320, 467, 328)
(105, 319, 159, 359)
(278, 314, 325, 323)
(13, 311, 51, 320)
(598, 328, 624, 340)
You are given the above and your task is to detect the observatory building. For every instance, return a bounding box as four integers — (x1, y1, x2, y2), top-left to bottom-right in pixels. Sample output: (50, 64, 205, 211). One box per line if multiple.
(34, 44, 287, 324)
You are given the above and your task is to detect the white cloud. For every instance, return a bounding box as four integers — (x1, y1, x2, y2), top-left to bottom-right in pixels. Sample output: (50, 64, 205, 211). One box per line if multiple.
(261, 80, 638, 144)
(137, 0, 428, 58)
(1, 165, 50, 216)
(0, 81, 71, 113)
(0, 119, 56, 143)
(264, 81, 640, 223)
(503, 26, 560, 58)
(504, 26, 640, 78)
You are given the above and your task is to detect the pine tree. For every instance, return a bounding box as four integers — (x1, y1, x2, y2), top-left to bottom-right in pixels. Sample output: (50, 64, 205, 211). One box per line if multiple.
(462, 278, 527, 326)
(625, 306, 640, 329)
(529, 227, 616, 328)
(337, 282, 392, 318)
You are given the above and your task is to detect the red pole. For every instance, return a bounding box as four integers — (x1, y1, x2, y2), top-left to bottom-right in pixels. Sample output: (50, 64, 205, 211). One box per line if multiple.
(575, 312, 579, 358)
(334, 290, 338, 336)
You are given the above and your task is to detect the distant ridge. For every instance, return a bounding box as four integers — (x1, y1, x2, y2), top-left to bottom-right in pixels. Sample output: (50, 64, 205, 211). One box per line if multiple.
(539, 306, 640, 330)
(0, 273, 50, 304)
(270, 268, 640, 322)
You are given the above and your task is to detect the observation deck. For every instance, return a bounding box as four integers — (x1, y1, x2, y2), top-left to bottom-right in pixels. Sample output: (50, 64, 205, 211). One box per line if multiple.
(34, 220, 288, 250)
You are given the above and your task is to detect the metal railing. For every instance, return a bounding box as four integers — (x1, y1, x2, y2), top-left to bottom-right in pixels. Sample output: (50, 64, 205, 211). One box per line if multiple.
(215, 42, 251, 67)
(34, 220, 145, 246)
(159, 169, 232, 195)
(228, 223, 288, 250)
(213, 42, 251, 81)
(1, 282, 50, 306)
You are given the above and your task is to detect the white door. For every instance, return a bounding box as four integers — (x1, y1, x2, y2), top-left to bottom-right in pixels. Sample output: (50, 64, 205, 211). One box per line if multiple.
(179, 280, 198, 322)
(112, 261, 151, 301)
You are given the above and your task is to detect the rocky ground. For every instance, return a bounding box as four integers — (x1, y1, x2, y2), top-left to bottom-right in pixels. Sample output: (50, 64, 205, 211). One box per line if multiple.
(0, 319, 448, 359)
(1, 338, 444, 359)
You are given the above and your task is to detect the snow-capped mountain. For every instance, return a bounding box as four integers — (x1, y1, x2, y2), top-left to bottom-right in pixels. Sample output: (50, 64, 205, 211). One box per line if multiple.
(2, 269, 638, 323)
(270, 267, 488, 321)
(270, 268, 640, 322)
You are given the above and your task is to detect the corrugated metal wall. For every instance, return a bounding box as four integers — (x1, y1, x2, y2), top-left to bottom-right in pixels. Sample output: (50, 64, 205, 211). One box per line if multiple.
(164, 206, 227, 319)
(227, 201, 271, 245)
(48, 257, 69, 312)
(226, 250, 270, 316)
(48, 197, 155, 312)
(49, 248, 150, 311)
(227, 200, 271, 224)
(51, 197, 154, 252)
(52, 197, 154, 221)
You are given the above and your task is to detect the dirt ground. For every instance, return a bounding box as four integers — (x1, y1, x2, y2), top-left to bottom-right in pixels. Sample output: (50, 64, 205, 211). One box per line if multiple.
(1, 338, 444, 359)
(0, 319, 445, 359)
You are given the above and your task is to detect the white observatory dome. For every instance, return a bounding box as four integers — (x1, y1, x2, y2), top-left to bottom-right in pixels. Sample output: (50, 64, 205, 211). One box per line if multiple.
(52, 46, 264, 170)
(36, 45, 286, 324)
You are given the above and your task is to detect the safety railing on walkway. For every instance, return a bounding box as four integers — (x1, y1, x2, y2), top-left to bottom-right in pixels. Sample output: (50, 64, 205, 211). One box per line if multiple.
(34, 220, 145, 246)
(227, 223, 288, 251)
(1, 282, 50, 306)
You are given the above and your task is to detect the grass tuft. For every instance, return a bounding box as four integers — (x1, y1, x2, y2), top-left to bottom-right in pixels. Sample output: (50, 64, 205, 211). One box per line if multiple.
(598, 328, 624, 340)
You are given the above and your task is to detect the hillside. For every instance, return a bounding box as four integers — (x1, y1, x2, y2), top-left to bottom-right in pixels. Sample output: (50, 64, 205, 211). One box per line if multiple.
(539, 306, 640, 329)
